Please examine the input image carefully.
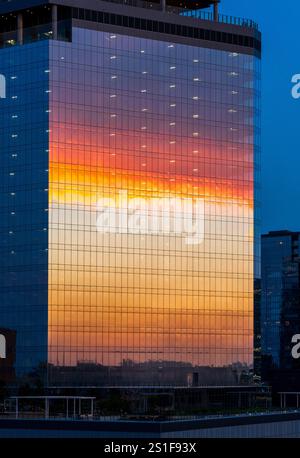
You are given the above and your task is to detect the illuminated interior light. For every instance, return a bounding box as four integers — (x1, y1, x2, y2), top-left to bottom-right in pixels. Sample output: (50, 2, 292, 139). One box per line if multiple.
(169, 141, 176, 145)
(142, 71, 148, 75)
(110, 94, 117, 98)
(169, 122, 176, 126)
(192, 96, 199, 100)
(193, 59, 199, 63)
(168, 44, 174, 48)
(170, 103, 176, 107)
(193, 132, 199, 136)
(141, 89, 147, 93)
(170, 160, 176, 163)
(228, 109, 237, 113)
(229, 72, 239, 76)
(111, 75, 117, 79)
(193, 114, 199, 119)
(110, 56, 117, 60)
(169, 84, 176, 88)
(170, 66, 176, 70)
(110, 35, 116, 39)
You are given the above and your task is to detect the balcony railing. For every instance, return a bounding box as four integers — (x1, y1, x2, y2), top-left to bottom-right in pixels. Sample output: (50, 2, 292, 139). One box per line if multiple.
(182, 10, 259, 31)
(98, 0, 259, 30)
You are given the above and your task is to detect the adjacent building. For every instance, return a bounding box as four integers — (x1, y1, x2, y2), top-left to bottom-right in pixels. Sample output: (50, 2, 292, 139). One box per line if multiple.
(0, 0, 261, 387)
(261, 231, 300, 393)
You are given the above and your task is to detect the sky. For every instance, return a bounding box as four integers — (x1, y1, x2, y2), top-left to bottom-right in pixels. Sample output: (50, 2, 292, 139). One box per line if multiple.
(220, 0, 300, 233)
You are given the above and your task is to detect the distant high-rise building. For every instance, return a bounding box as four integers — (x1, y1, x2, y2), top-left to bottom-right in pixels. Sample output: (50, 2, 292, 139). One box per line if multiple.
(261, 231, 300, 391)
(0, 0, 261, 387)
(254, 277, 262, 379)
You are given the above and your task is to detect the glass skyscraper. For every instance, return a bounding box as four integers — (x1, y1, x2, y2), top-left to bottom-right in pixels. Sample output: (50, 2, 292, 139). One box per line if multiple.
(0, 0, 261, 387)
(261, 231, 300, 370)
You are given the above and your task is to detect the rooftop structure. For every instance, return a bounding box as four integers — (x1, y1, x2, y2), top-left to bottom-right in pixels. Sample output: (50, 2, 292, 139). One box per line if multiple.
(0, 0, 258, 30)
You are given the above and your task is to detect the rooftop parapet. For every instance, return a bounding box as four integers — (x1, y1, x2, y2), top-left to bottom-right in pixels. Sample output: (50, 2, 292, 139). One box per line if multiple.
(0, 0, 258, 30)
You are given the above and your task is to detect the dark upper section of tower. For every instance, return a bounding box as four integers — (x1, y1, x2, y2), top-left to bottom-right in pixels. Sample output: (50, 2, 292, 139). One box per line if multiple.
(0, 0, 220, 12)
(0, 0, 219, 15)
(0, 0, 261, 57)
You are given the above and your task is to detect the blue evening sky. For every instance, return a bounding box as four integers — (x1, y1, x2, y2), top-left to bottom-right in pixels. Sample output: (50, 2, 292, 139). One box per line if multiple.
(221, 0, 300, 233)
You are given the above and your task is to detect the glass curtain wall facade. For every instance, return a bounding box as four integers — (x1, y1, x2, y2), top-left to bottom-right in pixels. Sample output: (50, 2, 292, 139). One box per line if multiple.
(47, 27, 260, 386)
(0, 5, 261, 387)
(261, 231, 300, 370)
(0, 42, 49, 375)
